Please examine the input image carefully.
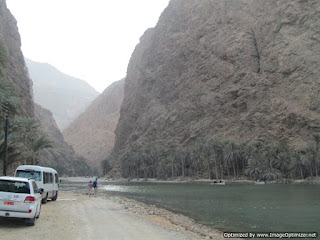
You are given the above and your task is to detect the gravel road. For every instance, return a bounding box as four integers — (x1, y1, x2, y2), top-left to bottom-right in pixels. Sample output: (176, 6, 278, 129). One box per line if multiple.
(0, 191, 220, 240)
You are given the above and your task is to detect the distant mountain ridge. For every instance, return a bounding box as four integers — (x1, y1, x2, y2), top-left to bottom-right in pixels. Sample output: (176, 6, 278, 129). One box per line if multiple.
(25, 58, 99, 130)
(35, 104, 91, 176)
(63, 79, 124, 171)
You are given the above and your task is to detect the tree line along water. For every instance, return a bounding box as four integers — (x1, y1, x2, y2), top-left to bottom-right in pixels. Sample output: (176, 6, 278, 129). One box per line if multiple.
(103, 137, 320, 182)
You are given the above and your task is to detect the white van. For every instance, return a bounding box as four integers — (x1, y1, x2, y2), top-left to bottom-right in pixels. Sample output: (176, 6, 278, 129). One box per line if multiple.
(15, 165, 59, 203)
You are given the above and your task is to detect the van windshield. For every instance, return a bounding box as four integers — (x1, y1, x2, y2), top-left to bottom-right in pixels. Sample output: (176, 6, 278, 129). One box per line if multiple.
(16, 170, 41, 181)
(0, 180, 30, 194)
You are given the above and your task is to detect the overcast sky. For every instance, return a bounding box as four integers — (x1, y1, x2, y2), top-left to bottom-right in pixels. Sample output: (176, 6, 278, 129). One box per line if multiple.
(6, 0, 170, 92)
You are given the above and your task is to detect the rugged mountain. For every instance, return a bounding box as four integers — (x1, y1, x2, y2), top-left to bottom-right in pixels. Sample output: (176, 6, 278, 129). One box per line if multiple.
(0, 1, 34, 175)
(63, 79, 124, 171)
(0, 1, 90, 176)
(34, 104, 91, 176)
(111, 0, 320, 169)
(0, 1, 33, 116)
(25, 58, 99, 130)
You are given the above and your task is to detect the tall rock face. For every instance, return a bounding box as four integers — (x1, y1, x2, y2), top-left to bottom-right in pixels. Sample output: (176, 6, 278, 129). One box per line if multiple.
(112, 0, 320, 167)
(26, 58, 99, 130)
(0, 1, 90, 176)
(0, 1, 33, 116)
(63, 79, 124, 171)
(34, 104, 91, 176)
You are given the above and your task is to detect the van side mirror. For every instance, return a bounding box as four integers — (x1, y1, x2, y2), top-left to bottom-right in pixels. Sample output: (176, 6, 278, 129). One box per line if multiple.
(38, 188, 44, 194)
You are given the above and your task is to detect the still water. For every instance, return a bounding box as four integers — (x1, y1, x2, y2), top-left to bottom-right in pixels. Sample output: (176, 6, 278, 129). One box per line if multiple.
(60, 181, 320, 234)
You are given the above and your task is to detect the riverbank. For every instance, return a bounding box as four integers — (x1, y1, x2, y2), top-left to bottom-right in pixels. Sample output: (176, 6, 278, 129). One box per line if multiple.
(0, 191, 225, 240)
(58, 178, 320, 237)
(61, 176, 320, 185)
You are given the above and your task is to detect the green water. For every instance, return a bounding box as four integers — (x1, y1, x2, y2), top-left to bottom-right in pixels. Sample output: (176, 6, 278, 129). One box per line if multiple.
(61, 182, 320, 234)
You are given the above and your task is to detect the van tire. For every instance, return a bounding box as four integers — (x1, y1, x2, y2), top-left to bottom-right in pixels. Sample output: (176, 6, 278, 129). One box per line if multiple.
(25, 215, 36, 226)
(52, 191, 58, 201)
(41, 193, 48, 204)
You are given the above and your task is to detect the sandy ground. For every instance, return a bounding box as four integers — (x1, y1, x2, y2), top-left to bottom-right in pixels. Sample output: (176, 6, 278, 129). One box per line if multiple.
(0, 191, 224, 240)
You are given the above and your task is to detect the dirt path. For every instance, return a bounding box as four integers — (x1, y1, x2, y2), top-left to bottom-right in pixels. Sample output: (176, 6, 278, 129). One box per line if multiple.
(0, 191, 222, 240)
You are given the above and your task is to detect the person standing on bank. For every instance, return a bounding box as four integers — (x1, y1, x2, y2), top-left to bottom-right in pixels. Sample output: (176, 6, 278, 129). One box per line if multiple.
(93, 178, 98, 196)
(88, 181, 93, 196)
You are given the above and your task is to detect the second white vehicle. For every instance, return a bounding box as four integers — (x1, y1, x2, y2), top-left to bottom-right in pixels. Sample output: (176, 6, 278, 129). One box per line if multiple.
(15, 165, 59, 203)
(0, 176, 42, 226)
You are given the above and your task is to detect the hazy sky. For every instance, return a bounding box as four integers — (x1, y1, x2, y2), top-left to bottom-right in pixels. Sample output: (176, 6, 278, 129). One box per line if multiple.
(6, 0, 170, 92)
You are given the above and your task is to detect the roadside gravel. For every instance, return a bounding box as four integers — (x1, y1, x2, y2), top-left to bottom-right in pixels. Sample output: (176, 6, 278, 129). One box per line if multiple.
(0, 191, 224, 240)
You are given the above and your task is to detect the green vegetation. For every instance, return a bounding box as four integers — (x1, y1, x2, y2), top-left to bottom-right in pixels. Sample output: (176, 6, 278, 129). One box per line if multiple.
(1, 76, 53, 174)
(101, 157, 112, 176)
(120, 137, 320, 181)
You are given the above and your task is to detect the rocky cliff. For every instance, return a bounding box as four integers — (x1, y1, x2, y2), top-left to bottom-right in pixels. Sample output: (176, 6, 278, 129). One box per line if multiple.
(34, 104, 91, 176)
(26, 58, 99, 130)
(0, 1, 90, 176)
(63, 79, 124, 171)
(112, 0, 320, 168)
(0, 1, 33, 116)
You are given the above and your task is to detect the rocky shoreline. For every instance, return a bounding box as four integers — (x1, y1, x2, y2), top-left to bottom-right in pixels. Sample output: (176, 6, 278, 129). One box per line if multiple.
(109, 195, 224, 239)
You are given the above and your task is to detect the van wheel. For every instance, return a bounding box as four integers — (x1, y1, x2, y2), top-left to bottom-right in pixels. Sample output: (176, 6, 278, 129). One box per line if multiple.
(41, 193, 48, 204)
(52, 191, 58, 201)
(25, 215, 36, 226)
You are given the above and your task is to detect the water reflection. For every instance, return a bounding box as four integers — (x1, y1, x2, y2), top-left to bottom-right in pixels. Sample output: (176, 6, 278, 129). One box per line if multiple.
(101, 185, 147, 193)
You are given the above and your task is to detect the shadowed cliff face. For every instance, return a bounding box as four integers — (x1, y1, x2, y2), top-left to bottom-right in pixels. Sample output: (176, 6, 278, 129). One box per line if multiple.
(63, 80, 124, 171)
(111, 0, 320, 168)
(0, 1, 33, 116)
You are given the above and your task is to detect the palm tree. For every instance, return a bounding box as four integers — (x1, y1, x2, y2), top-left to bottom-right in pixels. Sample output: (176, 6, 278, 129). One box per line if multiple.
(290, 151, 308, 180)
(149, 145, 159, 178)
(303, 147, 316, 178)
(273, 142, 292, 179)
(12, 117, 40, 146)
(208, 138, 223, 180)
(101, 157, 112, 176)
(262, 144, 281, 181)
(245, 142, 264, 180)
(0, 77, 20, 175)
(30, 135, 53, 165)
(203, 139, 212, 180)
(313, 134, 320, 177)
(121, 152, 136, 178)
(223, 141, 242, 179)
(157, 157, 171, 180)
(192, 142, 204, 178)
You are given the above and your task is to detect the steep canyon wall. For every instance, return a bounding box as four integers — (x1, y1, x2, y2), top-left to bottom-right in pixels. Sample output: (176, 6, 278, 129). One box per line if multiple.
(112, 0, 320, 169)
(0, 1, 33, 116)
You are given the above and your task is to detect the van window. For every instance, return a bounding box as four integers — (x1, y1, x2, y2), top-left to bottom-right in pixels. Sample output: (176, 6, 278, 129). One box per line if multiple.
(16, 170, 41, 181)
(0, 180, 30, 194)
(55, 174, 58, 183)
(44, 172, 48, 184)
(43, 172, 54, 184)
(32, 182, 38, 194)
